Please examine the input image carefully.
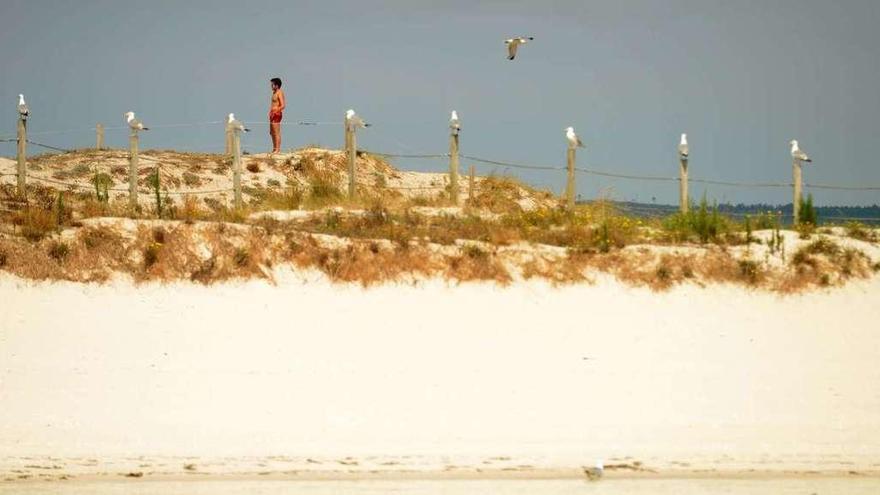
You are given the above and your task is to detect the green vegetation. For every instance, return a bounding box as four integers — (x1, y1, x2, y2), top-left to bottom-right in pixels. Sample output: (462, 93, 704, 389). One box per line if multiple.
(47, 240, 70, 261)
(148, 167, 164, 218)
(93, 172, 112, 202)
(662, 194, 729, 244)
(799, 193, 818, 226)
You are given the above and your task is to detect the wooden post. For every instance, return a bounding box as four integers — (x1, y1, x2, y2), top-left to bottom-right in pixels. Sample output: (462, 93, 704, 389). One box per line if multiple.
(96, 123, 104, 150)
(679, 157, 689, 213)
(346, 118, 356, 199)
(792, 157, 802, 224)
(128, 130, 139, 210)
(449, 130, 460, 205)
(16, 117, 26, 196)
(232, 127, 243, 210)
(565, 147, 576, 210)
(225, 122, 233, 156)
(468, 164, 475, 206)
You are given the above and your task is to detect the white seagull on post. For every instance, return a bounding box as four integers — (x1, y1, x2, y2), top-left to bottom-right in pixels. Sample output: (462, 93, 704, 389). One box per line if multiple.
(124, 111, 149, 131)
(345, 109, 370, 129)
(565, 126, 584, 149)
(227, 113, 250, 132)
(678, 133, 689, 160)
(450, 110, 461, 135)
(790, 140, 812, 163)
(504, 36, 534, 60)
(18, 94, 29, 120)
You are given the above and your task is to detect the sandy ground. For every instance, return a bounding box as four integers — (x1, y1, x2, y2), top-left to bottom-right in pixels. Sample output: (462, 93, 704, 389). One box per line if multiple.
(1, 271, 879, 483)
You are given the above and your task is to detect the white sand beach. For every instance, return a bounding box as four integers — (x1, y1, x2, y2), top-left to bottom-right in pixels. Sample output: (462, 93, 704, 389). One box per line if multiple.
(1, 271, 879, 483)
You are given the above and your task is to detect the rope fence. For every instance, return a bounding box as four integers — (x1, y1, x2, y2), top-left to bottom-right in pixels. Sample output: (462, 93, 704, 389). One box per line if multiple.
(2, 114, 879, 224)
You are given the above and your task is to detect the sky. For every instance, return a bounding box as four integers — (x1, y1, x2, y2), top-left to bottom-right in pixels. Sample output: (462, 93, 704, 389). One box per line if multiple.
(1, 0, 879, 206)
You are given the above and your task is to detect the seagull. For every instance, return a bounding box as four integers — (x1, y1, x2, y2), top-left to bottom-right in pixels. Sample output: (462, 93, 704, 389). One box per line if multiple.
(345, 109, 371, 129)
(790, 139, 812, 163)
(450, 110, 461, 135)
(582, 460, 604, 481)
(124, 111, 149, 131)
(504, 36, 534, 60)
(227, 113, 250, 132)
(678, 133, 689, 160)
(17, 94, 29, 120)
(565, 127, 584, 149)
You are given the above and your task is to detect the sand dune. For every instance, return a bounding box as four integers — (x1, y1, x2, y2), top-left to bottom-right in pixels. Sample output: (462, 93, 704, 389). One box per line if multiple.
(1, 272, 879, 482)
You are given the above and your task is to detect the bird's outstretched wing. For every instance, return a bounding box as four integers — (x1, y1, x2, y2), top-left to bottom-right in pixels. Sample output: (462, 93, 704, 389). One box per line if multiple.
(508, 42, 518, 60)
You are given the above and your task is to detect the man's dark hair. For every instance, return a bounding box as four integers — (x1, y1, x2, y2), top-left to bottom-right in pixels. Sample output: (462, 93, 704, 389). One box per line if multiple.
(271, 77, 282, 88)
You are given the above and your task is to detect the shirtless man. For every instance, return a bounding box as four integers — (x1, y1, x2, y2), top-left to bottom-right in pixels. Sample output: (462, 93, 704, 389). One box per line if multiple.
(268, 77, 286, 153)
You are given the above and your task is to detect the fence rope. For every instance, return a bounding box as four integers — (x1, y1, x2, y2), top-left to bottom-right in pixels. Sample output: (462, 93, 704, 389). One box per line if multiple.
(22, 174, 233, 196)
(26, 139, 74, 153)
(364, 150, 449, 159)
(805, 183, 880, 191)
(4, 131, 880, 198)
(575, 166, 678, 182)
(462, 154, 563, 171)
(689, 178, 791, 188)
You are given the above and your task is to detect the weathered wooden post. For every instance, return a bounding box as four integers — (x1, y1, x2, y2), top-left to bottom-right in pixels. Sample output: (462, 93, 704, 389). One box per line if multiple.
(345, 115, 356, 199)
(449, 111, 460, 205)
(225, 121, 233, 156)
(96, 123, 104, 150)
(678, 133, 689, 213)
(128, 129, 139, 210)
(679, 158, 689, 214)
(565, 147, 576, 210)
(468, 164, 475, 206)
(16, 115, 27, 196)
(792, 157, 802, 224)
(449, 134, 460, 205)
(232, 126, 243, 210)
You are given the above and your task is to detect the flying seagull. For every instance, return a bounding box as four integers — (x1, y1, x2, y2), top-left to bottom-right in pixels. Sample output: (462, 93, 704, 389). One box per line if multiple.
(678, 133, 689, 160)
(565, 126, 584, 149)
(450, 110, 461, 135)
(227, 113, 250, 132)
(345, 109, 370, 129)
(17, 94, 29, 120)
(790, 139, 812, 163)
(504, 36, 534, 60)
(582, 460, 604, 481)
(124, 111, 149, 131)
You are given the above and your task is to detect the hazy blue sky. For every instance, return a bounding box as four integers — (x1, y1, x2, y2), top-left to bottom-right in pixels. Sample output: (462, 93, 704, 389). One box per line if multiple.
(2, 0, 879, 205)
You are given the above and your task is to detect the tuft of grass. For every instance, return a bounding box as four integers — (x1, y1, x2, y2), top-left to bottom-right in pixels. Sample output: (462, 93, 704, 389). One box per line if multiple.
(93, 172, 112, 202)
(738, 259, 761, 285)
(72, 163, 92, 177)
(798, 193, 818, 227)
(246, 162, 261, 173)
(143, 242, 161, 269)
(845, 221, 877, 242)
(47, 240, 70, 261)
(182, 172, 202, 187)
(662, 194, 729, 244)
(307, 173, 343, 207)
(178, 195, 205, 224)
(233, 247, 250, 267)
(152, 226, 166, 244)
(0, 249, 7, 268)
(15, 207, 58, 242)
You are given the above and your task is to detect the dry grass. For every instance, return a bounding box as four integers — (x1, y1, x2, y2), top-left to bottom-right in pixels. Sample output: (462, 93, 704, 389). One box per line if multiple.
(779, 237, 874, 292)
(2, 148, 878, 291)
